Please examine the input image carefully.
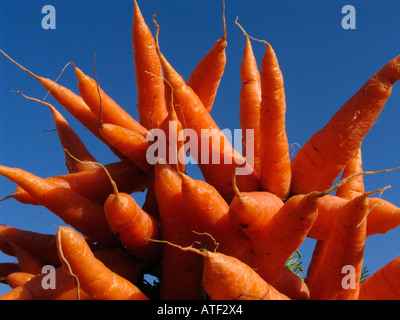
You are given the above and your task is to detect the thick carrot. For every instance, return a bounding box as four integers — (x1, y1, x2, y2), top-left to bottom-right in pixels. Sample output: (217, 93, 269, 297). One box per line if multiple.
(16, 91, 98, 173)
(0, 165, 118, 246)
(187, 0, 227, 113)
(56, 226, 148, 300)
(309, 193, 369, 300)
(0, 50, 125, 159)
(153, 162, 205, 300)
(153, 16, 260, 203)
(73, 65, 148, 136)
(179, 172, 249, 258)
(239, 192, 320, 294)
(291, 55, 400, 195)
(103, 168, 161, 261)
(229, 169, 283, 239)
(335, 147, 364, 200)
(132, 0, 168, 129)
(99, 123, 153, 174)
(7, 159, 150, 206)
(0, 225, 59, 266)
(236, 20, 261, 176)
(358, 255, 400, 300)
(308, 195, 400, 240)
(258, 39, 291, 200)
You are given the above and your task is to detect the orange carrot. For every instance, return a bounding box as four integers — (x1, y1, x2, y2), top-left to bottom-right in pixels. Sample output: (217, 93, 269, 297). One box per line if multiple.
(180, 172, 249, 258)
(153, 162, 205, 300)
(304, 240, 330, 289)
(309, 193, 369, 300)
(6, 272, 35, 289)
(99, 123, 153, 174)
(103, 167, 160, 261)
(56, 226, 148, 300)
(257, 39, 291, 200)
(187, 0, 227, 113)
(0, 225, 59, 266)
(0, 235, 45, 275)
(335, 147, 364, 200)
(7, 159, 149, 206)
(0, 49, 125, 159)
(153, 15, 260, 203)
(291, 55, 400, 195)
(308, 195, 400, 240)
(236, 19, 261, 176)
(239, 192, 320, 293)
(16, 91, 98, 173)
(157, 241, 289, 300)
(0, 165, 118, 246)
(358, 255, 400, 300)
(73, 65, 148, 136)
(132, 0, 168, 129)
(0, 285, 33, 300)
(229, 169, 283, 239)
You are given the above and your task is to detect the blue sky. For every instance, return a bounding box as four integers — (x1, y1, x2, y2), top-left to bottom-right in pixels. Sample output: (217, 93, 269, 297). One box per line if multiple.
(1, 1, 400, 296)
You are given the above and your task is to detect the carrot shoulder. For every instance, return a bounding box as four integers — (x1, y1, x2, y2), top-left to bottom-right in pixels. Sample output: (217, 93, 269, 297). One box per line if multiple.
(291, 55, 400, 195)
(56, 226, 148, 300)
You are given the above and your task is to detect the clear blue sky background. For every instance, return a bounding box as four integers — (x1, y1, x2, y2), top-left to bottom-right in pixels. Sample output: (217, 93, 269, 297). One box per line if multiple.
(0, 0, 399, 297)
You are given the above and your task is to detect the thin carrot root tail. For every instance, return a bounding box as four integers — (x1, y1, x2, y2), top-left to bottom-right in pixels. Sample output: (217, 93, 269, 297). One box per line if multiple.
(148, 238, 207, 257)
(191, 230, 220, 252)
(56, 227, 81, 300)
(43, 61, 75, 100)
(0, 195, 14, 202)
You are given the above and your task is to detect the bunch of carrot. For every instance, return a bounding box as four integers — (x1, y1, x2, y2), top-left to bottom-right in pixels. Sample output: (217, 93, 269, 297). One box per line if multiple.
(0, 0, 400, 300)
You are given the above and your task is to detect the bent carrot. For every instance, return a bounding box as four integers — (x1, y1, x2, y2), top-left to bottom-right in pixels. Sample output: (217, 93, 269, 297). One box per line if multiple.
(187, 0, 227, 113)
(291, 55, 400, 195)
(153, 16, 260, 203)
(258, 39, 291, 200)
(236, 19, 261, 176)
(8, 159, 149, 205)
(0, 165, 118, 246)
(56, 226, 148, 300)
(132, 0, 168, 129)
(153, 162, 205, 300)
(309, 193, 370, 300)
(73, 65, 148, 136)
(358, 255, 400, 300)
